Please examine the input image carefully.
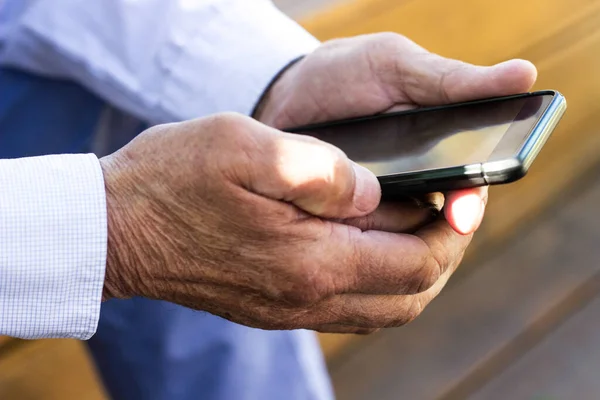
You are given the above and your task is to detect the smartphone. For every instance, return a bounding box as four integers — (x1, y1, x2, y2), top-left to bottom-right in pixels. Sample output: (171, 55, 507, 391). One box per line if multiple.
(286, 90, 566, 198)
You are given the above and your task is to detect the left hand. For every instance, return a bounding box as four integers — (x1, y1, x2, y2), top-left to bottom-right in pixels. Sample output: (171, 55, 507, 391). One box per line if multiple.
(255, 32, 538, 235)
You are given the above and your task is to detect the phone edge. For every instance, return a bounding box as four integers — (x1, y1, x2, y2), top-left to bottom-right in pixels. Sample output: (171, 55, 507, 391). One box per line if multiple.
(481, 91, 567, 184)
(379, 90, 566, 196)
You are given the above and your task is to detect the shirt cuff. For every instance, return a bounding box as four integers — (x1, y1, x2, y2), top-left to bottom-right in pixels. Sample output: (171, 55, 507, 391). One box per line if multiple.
(158, 1, 321, 120)
(0, 154, 107, 340)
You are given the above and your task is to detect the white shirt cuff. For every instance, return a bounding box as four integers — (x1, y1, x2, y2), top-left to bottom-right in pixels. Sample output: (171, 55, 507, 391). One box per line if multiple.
(0, 154, 107, 340)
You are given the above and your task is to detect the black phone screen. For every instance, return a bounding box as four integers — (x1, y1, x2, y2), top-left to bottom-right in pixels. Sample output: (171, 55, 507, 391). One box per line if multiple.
(290, 94, 552, 177)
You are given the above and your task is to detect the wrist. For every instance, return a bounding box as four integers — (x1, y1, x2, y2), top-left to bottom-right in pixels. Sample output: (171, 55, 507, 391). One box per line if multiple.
(252, 56, 305, 127)
(100, 156, 139, 301)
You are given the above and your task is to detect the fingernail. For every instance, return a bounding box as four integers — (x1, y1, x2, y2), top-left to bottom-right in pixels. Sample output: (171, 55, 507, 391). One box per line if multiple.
(352, 162, 381, 213)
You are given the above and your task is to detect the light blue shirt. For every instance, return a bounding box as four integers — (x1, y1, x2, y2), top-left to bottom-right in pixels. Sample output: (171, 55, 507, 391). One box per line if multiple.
(0, 0, 320, 340)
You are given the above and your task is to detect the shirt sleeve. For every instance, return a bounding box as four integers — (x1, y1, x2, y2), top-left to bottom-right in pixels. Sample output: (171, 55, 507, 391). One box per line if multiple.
(0, 0, 321, 125)
(0, 154, 107, 340)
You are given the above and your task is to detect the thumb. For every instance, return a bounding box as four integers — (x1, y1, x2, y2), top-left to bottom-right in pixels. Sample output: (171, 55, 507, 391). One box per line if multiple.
(241, 130, 381, 219)
(444, 186, 488, 235)
(393, 46, 538, 105)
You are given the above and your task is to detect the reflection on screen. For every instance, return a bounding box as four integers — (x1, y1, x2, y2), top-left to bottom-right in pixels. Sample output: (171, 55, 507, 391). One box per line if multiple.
(294, 96, 546, 176)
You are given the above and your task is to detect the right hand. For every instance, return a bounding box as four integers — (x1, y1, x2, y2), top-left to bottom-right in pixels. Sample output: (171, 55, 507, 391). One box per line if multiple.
(100, 113, 478, 334)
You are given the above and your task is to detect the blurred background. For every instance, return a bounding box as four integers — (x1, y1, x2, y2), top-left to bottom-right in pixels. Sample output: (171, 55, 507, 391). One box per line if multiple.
(2, 0, 600, 398)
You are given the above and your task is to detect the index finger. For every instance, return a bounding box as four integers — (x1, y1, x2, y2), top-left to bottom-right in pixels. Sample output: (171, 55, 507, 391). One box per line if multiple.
(301, 218, 472, 329)
(444, 186, 489, 235)
(315, 214, 472, 297)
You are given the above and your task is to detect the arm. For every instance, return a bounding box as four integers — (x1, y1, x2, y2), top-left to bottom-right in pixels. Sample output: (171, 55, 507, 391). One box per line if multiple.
(0, 0, 320, 125)
(0, 154, 106, 339)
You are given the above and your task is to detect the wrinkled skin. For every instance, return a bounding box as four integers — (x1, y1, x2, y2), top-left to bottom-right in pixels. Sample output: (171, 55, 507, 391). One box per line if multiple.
(102, 33, 537, 334)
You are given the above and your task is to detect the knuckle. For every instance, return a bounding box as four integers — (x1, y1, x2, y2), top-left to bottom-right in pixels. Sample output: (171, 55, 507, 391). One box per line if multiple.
(389, 299, 424, 328)
(311, 139, 349, 180)
(210, 111, 248, 126)
(404, 298, 425, 325)
(208, 112, 256, 143)
(416, 262, 441, 293)
(366, 33, 404, 72)
(208, 111, 241, 130)
(370, 32, 415, 64)
(209, 112, 271, 170)
(360, 213, 378, 231)
(369, 31, 405, 48)
(362, 32, 420, 97)
(329, 143, 349, 165)
(322, 145, 354, 201)
(431, 245, 450, 276)
(437, 61, 471, 103)
(345, 212, 378, 232)
(407, 237, 443, 293)
(437, 228, 469, 271)
(310, 138, 349, 174)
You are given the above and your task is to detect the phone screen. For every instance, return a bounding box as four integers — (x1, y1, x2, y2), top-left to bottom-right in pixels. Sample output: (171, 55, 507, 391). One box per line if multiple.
(290, 94, 552, 177)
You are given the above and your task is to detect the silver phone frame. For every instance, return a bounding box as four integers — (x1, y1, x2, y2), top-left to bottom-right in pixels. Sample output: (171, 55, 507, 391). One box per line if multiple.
(480, 91, 566, 183)
(377, 90, 567, 189)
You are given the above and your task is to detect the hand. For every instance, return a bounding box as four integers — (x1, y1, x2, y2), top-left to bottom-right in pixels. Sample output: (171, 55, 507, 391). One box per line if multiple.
(255, 32, 538, 234)
(100, 113, 472, 333)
